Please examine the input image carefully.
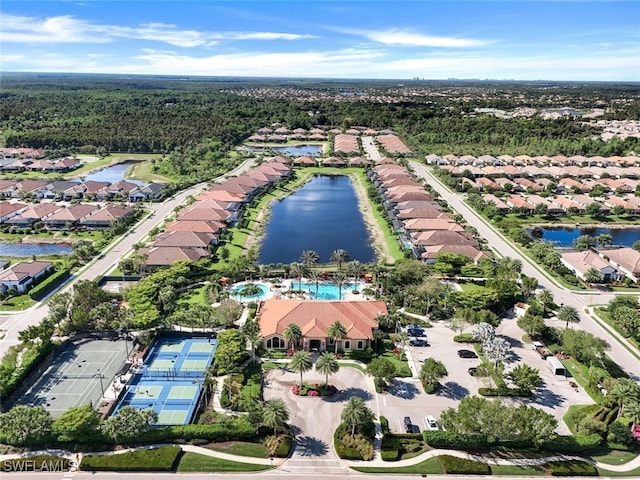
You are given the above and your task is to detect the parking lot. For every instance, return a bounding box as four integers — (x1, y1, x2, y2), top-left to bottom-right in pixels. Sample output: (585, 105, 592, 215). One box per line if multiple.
(380, 319, 592, 435)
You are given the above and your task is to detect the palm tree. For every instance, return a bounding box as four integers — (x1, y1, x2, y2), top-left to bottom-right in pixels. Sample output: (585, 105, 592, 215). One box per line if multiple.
(262, 398, 290, 436)
(335, 272, 346, 300)
(308, 270, 322, 299)
(584, 268, 603, 285)
(283, 323, 302, 350)
(610, 378, 640, 419)
(346, 260, 364, 283)
(327, 320, 347, 354)
(290, 350, 312, 386)
(315, 352, 340, 385)
(626, 402, 640, 427)
(557, 305, 580, 329)
(299, 250, 319, 270)
(330, 249, 350, 274)
(290, 262, 305, 291)
(537, 289, 554, 316)
(341, 396, 373, 438)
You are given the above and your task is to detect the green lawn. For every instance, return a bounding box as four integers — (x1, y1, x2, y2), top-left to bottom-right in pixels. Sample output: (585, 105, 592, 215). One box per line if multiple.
(0, 294, 35, 311)
(595, 306, 640, 353)
(459, 282, 485, 293)
(591, 449, 639, 466)
(241, 361, 263, 406)
(352, 456, 443, 474)
(177, 284, 209, 306)
(127, 160, 174, 183)
(207, 442, 269, 458)
(337, 361, 366, 373)
(490, 464, 546, 475)
(176, 452, 271, 472)
(597, 465, 640, 477)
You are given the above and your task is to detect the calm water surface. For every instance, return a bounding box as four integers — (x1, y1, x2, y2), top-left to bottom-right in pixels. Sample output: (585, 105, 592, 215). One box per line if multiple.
(244, 145, 323, 157)
(84, 161, 144, 184)
(0, 243, 72, 256)
(258, 175, 376, 264)
(529, 226, 640, 248)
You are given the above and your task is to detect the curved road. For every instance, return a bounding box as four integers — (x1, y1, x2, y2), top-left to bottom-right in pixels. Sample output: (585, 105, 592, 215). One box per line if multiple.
(410, 160, 640, 380)
(0, 159, 256, 358)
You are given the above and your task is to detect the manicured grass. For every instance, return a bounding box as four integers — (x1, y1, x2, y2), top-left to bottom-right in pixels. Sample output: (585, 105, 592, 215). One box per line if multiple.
(177, 284, 209, 306)
(338, 361, 366, 373)
(352, 456, 443, 474)
(563, 404, 592, 435)
(127, 160, 174, 183)
(207, 442, 269, 458)
(459, 282, 485, 293)
(560, 357, 603, 402)
(490, 464, 546, 475)
(65, 156, 113, 176)
(241, 361, 263, 406)
(176, 452, 271, 472)
(595, 306, 640, 352)
(597, 465, 640, 477)
(0, 294, 35, 311)
(592, 449, 639, 465)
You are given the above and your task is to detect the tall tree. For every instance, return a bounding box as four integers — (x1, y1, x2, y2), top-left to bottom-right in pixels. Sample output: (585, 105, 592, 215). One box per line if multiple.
(262, 398, 290, 436)
(0, 405, 52, 446)
(299, 250, 319, 270)
(290, 262, 305, 291)
(509, 364, 542, 393)
(419, 358, 448, 389)
(537, 289, 554, 316)
(327, 320, 347, 354)
(283, 323, 302, 350)
(483, 337, 512, 367)
(366, 357, 396, 389)
(100, 406, 157, 443)
(517, 314, 545, 338)
(341, 396, 374, 438)
(330, 249, 350, 273)
(52, 404, 102, 443)
(315, 352, 340, 385)
(290, 350, 312, 386)
(558, 305, 581, 329)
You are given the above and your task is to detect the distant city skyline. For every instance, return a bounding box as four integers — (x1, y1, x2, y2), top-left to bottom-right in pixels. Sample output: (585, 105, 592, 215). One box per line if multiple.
(1, 1, 638, 81)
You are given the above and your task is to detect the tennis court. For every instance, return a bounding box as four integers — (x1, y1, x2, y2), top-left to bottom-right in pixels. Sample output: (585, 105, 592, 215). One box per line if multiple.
(113, 337, 217, 425)
(19, 339, 129, 418)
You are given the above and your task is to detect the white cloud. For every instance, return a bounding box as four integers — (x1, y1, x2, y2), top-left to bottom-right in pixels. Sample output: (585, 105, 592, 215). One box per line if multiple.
(0, 13, 312, 47)
(333, 27, 488, 48)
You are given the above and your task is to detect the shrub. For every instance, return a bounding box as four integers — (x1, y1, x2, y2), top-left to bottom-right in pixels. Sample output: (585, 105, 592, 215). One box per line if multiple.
(607, 420, 635, 447)
(134, 421, 255, 444)
(334, 423, 375, 461)
(478, 387, 532, 397)
(453, 333, 481, 343)
(545, 460, 598, 476)
(379, 416, 390, 434)
(80, 446, 182, 471)
(423, 431, 488, 451)
(29, 268, 71, 301)
(540, 434, 602, 454)
(274, 435, 293, 457)
(440, 455, 491, 474)
(381, 436, 400, 461)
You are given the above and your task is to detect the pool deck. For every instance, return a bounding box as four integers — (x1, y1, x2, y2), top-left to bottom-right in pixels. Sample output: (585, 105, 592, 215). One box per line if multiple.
(229, 279, 371, 302)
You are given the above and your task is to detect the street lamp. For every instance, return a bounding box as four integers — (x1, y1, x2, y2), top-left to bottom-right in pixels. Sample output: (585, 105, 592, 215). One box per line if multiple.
(93, 370, 105, 397)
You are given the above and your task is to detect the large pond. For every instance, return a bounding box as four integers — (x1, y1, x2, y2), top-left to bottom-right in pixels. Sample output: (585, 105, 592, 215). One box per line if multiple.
(529, 226, 640, 248)
(243, 144, 323, 157)
(258, 175, 376, 264)
(0, 243, 72, 256)
(84, 161, 144, 184)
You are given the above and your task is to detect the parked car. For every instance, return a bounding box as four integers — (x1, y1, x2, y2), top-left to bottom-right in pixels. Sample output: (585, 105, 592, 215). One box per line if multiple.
(404, 416, 413, 433)
(468, 367, 477, 376)
(407, 328, 426, 337)
(409, 338, 429, 347)
(424, 415, 439, 431)
(457, 349, 478, 359)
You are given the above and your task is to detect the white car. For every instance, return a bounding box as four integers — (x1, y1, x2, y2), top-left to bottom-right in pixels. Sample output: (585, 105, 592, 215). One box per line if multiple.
(424, 415, 439, 431)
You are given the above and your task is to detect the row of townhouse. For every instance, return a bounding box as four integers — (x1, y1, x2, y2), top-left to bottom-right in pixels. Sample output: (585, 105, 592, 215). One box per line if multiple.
(427, 153, 640, 168)
(0, 152, 82, 173)
(369, 163, 490, 264)
(0, 260, 54, 294)
(561, 248, 640, 283)
(139, 160, 293, 270)
(482, 192, 640, 216)
(0, 178, 168, 202)
(0, 201, 136, 229)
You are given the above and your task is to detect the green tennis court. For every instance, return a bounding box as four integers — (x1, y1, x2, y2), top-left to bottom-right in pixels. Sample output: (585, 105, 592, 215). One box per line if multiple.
(149, 358, 176, 370)
(159, 343, 183, 353)
(188, 342, 216, 353)
(180, 359, 209, 371)
(158, 409, 189, 425)
(132, 385, 163, 401)
(168, 385, 198, 401)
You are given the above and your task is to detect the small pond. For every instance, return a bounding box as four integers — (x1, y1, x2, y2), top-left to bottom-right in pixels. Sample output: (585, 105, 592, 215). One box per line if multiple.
(84, 161, 144, 185)
(0, 243, 72, 256)
(529, 226, 640, 248)
(243, 144, 323, 157)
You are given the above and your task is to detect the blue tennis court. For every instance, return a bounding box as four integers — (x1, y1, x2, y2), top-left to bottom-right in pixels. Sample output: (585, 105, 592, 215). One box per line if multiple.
(113, 337, 217, 425)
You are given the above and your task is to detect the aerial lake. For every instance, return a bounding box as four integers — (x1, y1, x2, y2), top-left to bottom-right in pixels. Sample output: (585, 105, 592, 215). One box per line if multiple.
(258, 175, 376, 264)
(243, 144, 323, 157)
(84, 161, 144, 184)
(529, 226, 640, 248)
(0, 242, 72, 257)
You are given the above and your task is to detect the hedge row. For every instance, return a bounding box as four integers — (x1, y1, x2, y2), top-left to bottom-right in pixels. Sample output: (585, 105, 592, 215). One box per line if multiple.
(80, 446, 182, 471)
(478, 387, 532, 397)
(0, 340, 54, 398)
(453, 333, 481, 343)
(29, 268, 71, 301)
(545, 460, 598, 476)
(540, 434, 603, 454)
(423, 431, 488, 451)
(440, 455, 491, 475)
(381, 436, 400, 461)
(134, 422, 256, 444)
(275, 435, 293, 458)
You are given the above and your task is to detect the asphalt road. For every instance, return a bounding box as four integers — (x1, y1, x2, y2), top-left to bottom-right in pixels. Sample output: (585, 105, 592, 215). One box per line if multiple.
(0, 159, 256, 358)
(409, 160, 640, 380)
(5, 473, 456, 480)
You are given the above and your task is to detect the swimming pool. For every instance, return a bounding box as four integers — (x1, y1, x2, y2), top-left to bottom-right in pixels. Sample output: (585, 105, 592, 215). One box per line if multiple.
(294, 282, 359, 300)
(231, 282, 270, 301)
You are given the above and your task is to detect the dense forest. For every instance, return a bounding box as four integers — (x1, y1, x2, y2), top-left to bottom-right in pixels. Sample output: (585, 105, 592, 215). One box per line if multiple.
(1, 74, 639, 183)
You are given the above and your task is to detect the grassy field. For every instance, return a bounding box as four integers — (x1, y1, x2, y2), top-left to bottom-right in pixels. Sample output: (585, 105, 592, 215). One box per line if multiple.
(207, 442, 269, 458)
(177, 284, 209, 306)
(352, 456, 443, 474)
(175, 452, 271, 472)
(127, 160, 174, 183)
(592, 449, 639, 466)
(459, 281, 485, 293)
(0, 294, 35, 311)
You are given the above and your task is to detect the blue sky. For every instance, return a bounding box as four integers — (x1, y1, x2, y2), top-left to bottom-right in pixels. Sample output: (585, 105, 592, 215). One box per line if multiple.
(1, 1, 638, 81)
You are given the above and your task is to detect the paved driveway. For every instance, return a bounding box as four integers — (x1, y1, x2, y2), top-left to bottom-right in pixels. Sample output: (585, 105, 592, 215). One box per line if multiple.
(262, 361, 374, 474)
